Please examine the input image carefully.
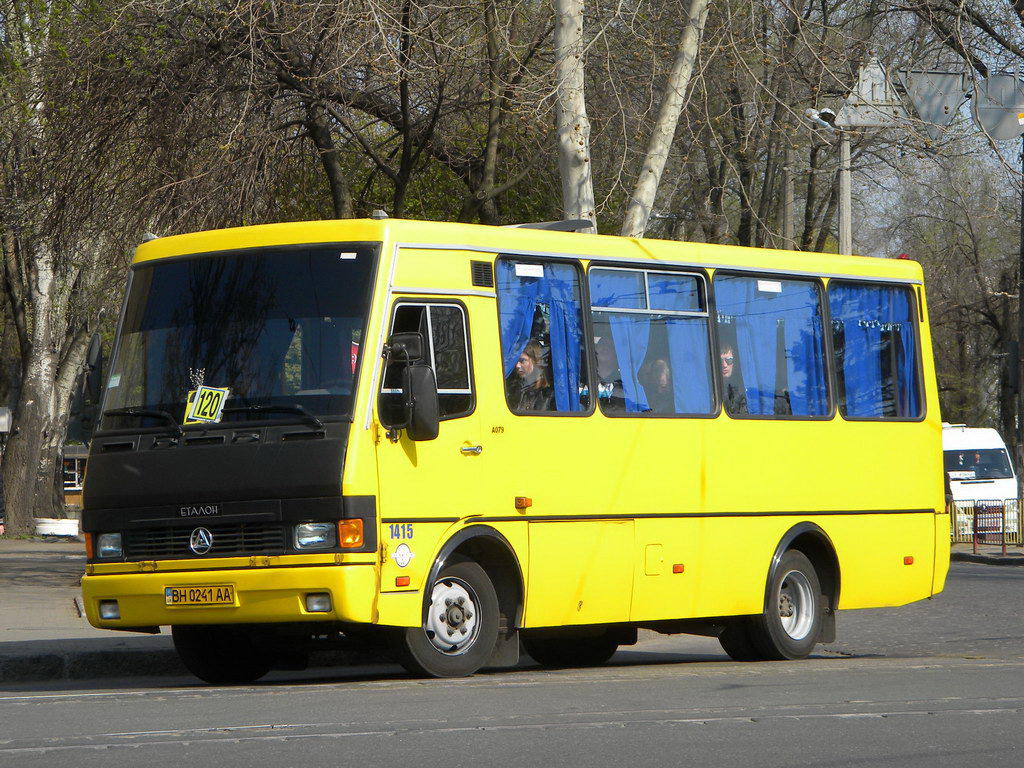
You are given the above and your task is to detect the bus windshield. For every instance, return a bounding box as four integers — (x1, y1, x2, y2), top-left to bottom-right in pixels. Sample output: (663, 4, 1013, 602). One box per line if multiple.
(943, 448, 1014, 480)
(100, 244, 378, 431)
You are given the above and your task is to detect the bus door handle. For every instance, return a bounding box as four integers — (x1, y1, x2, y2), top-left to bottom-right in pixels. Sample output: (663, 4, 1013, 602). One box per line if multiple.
(460, 445, 483, 456)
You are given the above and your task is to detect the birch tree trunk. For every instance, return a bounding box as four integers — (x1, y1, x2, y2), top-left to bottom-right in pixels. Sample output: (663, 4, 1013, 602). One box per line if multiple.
(620, 0, 710, 239)
(0, 4, 116, 535)
(553, 0, 596, 231)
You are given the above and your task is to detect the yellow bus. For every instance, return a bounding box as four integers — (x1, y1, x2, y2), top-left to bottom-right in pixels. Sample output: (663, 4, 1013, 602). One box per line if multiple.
(80, 217, 948, 682)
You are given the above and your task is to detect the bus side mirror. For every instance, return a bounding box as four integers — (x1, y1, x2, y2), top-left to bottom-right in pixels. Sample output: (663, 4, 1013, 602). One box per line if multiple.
(68, 333, 104, 443)
(388, 332, 425, 363)
(379, 333, 439, 441)
(404, 364, 440, 441)
(83, 333, 104, 404)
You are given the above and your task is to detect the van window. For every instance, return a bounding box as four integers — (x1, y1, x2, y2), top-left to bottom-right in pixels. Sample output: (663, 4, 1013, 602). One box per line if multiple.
(497, 259, 590, 414)
(828, 283, 921, 419)
(381, 303, 472, 420)
(589, 268, 713, 415)
(713, 275, 830, 417)
(944, 449, 1013, 480)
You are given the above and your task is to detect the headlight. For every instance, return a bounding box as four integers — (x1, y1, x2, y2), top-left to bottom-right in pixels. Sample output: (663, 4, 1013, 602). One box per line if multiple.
(97, 533, 123, 558)
(294, 522, 337, 550)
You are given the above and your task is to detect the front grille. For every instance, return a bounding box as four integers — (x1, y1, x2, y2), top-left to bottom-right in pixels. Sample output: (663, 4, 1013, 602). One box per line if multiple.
(125, 521, 287, 560)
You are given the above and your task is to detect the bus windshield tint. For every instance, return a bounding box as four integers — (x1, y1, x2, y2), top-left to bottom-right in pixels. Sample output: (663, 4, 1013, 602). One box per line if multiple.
(943, 449, 1013, 480)
(100, 244, 377, 430)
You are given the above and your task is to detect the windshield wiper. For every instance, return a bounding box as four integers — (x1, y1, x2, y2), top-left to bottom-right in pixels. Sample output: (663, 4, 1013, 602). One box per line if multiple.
(102, 407, 183, 437)
(222, 404, 324, 430)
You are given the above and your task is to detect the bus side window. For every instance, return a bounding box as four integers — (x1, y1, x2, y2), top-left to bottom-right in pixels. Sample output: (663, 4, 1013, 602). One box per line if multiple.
(497, 259, 590, 414)
(381, 303, 473, 421)
(589, 267, 713, 416)
(713, 274, 830, 418)
(828, 283, 921, 419)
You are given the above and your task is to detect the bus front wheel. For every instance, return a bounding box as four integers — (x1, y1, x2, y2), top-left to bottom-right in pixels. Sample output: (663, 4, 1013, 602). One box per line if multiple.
(391, 559, 499, 678)
(172, 625, 272, 684)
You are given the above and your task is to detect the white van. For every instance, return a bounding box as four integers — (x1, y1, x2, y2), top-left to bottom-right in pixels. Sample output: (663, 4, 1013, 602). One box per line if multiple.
(942, 423, 1018, 533)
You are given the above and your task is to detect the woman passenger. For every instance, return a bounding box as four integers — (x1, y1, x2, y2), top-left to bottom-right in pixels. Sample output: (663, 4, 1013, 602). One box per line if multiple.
(508, 340, 553, 412)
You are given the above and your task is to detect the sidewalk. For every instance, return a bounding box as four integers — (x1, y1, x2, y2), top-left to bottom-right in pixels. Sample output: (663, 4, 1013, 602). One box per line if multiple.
(1, 537, 1021, 686)
(0, 538, 183, 684)
(950, 540, 1024, 566)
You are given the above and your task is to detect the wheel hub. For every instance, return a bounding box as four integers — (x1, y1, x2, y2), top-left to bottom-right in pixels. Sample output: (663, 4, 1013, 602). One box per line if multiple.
(777, 569, 815, 641)
(424, 578, 479, 655)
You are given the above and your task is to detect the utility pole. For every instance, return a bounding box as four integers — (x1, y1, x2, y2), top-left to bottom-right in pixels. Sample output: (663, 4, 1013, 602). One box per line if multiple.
(839, 132, 852, 255)
(1018, 133, 1024, 492)
(782, 146, 795, 249)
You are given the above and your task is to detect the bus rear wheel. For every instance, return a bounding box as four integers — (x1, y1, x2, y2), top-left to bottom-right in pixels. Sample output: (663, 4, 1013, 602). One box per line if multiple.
(391, 559, 499, 678)
(719, 550, 823, 661)
(172, 625, 272, 684)
(523, 632, 619, 668)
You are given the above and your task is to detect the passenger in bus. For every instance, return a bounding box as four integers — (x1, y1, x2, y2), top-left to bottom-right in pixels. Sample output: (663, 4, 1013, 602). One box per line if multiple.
(508, 340, 553, 412)
(641, 358, 674, 413)
(720, 344, 747, 414)
(595, 335, 626, 411)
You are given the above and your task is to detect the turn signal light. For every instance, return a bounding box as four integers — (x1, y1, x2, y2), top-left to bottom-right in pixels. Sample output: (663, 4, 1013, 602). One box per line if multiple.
(338, 519, 364, 548)
(395, 576, 411, 587)
(84, 533, 94, 559)
(904, 556, 914, 565)
(515, 497, 532, 510)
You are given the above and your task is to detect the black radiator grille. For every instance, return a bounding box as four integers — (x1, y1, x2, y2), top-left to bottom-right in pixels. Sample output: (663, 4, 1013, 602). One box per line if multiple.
(125, 521, 287, 560)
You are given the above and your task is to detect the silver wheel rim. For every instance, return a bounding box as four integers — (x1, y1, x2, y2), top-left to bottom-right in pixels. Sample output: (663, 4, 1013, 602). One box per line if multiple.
(424, 577, 480, 655)
(777, 569, 815, 641)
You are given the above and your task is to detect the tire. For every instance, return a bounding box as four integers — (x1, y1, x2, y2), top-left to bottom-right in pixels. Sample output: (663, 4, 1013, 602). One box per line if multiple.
(172, 625, 272, 685)
(523, 633, 619, 668)
(748, 549, 823, 660)
(391, 559, 499, 678)
(718, 621, 761, 662)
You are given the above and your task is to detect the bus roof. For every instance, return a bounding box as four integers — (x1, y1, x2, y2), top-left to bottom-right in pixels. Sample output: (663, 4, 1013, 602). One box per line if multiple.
(133, 218, 924, 284)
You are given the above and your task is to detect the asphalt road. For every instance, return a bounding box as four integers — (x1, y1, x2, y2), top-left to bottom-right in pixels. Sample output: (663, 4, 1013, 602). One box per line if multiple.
(1, 563, 1021, 767)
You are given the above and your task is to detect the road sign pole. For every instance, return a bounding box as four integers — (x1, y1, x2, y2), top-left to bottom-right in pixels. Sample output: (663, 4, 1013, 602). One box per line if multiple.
(1018, 133, 1024, 495)
(839, 131, 852, 255)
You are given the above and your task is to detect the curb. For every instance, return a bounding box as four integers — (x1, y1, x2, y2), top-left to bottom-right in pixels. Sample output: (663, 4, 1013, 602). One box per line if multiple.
(951, 551, 1024, 567)
(0, 646, 368, 685)
(0, 647, 185, 684)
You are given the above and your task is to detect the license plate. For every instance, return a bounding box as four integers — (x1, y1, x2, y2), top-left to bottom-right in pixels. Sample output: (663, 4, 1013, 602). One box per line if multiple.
(164, 585, 235, 606)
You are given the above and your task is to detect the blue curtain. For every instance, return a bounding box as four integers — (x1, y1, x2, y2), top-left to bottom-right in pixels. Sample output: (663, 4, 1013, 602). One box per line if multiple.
(590, 270, 650, 412)
(647, 273, 712, 414)
(715, 276, 828, 416)
(893, 290, 920, 417)
(715, 278, 776, 415)
(829, 284, 920, 418)
(498, 261, 584, 412)
(665, 319, 712, 413)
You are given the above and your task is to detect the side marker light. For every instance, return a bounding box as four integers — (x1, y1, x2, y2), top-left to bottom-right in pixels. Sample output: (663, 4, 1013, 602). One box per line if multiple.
(515, 497, 532, 510)
(904, 556, 914, 565)
(395, 576, 411, 587)
(672, 564, 685, 574)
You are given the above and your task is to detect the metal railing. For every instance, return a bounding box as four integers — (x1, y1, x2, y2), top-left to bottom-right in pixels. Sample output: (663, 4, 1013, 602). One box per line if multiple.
(950, 499, 1023, 554)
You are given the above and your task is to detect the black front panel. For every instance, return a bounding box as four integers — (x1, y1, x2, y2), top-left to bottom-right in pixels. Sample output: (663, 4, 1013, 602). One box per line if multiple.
(84, 494, 377, 562)
(84, 423, 350, 509)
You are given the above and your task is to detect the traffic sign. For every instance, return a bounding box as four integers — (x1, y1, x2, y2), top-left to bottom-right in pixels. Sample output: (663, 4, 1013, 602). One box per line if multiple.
(898, 70, 966, 140)
(970, 74, 1024, 140)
